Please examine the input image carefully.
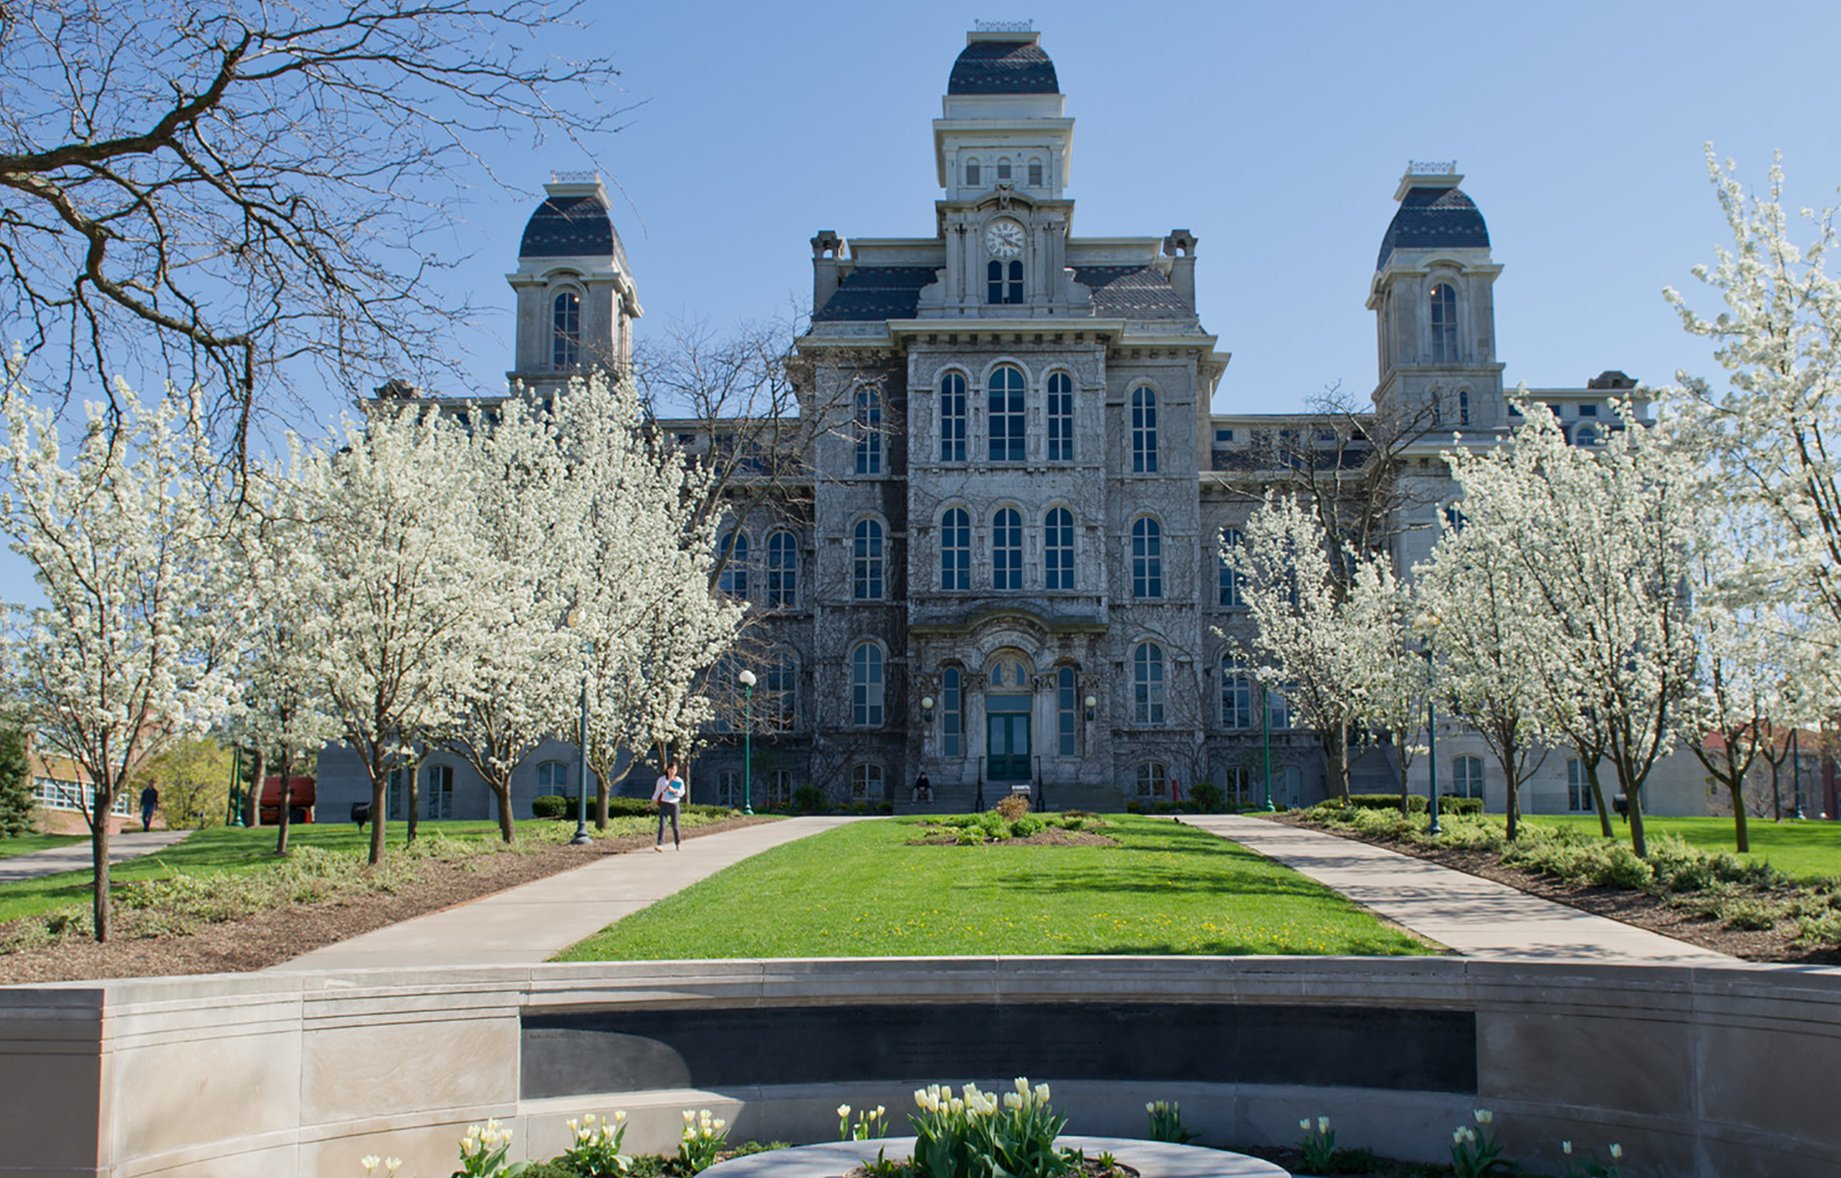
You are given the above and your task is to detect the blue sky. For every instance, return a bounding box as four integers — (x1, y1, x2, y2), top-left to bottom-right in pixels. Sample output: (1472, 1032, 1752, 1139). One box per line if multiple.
(407, 0, 1841, 415)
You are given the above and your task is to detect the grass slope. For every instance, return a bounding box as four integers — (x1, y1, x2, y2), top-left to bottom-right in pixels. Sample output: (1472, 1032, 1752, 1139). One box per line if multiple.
(0, 834, 86, 860)
(557, 815, 1432, 961)
(1522, 814, 1841, 881)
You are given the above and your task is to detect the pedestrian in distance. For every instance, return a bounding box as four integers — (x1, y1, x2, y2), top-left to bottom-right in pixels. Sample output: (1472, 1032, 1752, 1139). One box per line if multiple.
(139, 784, 159, 832)
(652, 762, 686, 851)
(912, 770, 932, 804)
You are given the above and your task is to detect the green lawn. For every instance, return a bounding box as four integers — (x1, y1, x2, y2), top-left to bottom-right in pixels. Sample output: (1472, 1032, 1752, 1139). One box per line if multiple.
(0, 817, 651, 925)
(556, 815, 1434, 961)
(0, 834, 86, 860)
(1522, 814, 1841, 881)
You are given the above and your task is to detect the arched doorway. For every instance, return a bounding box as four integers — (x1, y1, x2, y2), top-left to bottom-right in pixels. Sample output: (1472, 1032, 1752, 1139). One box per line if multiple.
(984, 651, 1033, 782)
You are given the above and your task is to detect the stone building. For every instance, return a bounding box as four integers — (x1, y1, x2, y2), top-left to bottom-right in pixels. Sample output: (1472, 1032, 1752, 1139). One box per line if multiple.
(315, 24, 1714, 822)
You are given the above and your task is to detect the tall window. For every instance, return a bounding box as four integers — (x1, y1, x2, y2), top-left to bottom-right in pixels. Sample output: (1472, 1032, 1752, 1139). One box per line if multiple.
(1028, 159, 1044, 187)
(1218, 527, 1244, 607)
(992, 508, 1023, 591)
(1044, 507, 1075, 591)
(1057, 666, 1078, 756)
(767, 653, 797, 730)
(940, 372, 967, 462)
(988, 366, 1025, 460)
(1220, 656, 1252, 729)
(425, 763, 454, 819)
(987, 260, 1003, 305)
(942, 666, 963, 758)
(854, 389, 882, 474)
(718, 531, 749, 599)
(766, 530, 798, 608)
(1131, 517, 1163, 599)
(1136, 761, 1169, 798)
(717, 770, 742, 809)
(940, 508, 971, 591)
(851, 763, 883, 800)
(997, 157, 1012, 181)
(536, 760, 569, 795)
(1007, 259, 1023, 304)
(1453, 755, 1484, 800)
(851, 643, 884, 726)
(1429, 283, 1458, 363)
(965, 158, 981, 187)
(552, 290, 581, 370)
(1047, 372, 1074, 461)
(1130, 386, 1159, 472)
(1567, 759, 1593, 812)
(852, 519, 884, 600)
(1267, 683, 1292, 731)
(1133, 642, 1166, 724)
(1458, 389, 1471, 426)
(767, 769, 792, 807)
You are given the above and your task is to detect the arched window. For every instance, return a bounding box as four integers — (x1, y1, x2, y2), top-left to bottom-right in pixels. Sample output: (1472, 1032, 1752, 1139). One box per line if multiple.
(767, 653, 797, 730)
(1131, 517, 1163, 599)
(1133, 642, 1166, 724)
(988, 365, 1025, 461)
(997, 157, 1012, 182)
(1220, 656, 1252, 729)
(965, 158, 981, 187)
(718, 531, 749, 599)
(992, 508, 1023, 591)
(1028, 158, 1044, 187)
(1130, 386, 1159, 473)
(854, 389, 882, 474)
(1008, 259, 1023, 304)
(1046, 372, 1074, 461)
(1267, 682, 1293, 731)
(1575, 424, 1599, 447)
(424, 763, 454, 819)
(1136, 761, 1169, 799)
(1458, 389, 1471, 426)
(536, 760, 570, 795)
(851, 763, 883, 800)
(987, 259, 1004, 305)
(1217, 528, 1244, 608)
(852, 519, 884, 600)
(851, 643, 884, 726)
(1056, 666, 1078, 756)
(1453, 755, 1484, 800)
(940, 508, 971, 591)
(1429, 283, 1458, 363)
(939, 372, 967, 462)
(1044, 507, 1075, 591)
(941, 666, 964, 758)
(766, 530, 798, 608)
(551, 290, 581, 371)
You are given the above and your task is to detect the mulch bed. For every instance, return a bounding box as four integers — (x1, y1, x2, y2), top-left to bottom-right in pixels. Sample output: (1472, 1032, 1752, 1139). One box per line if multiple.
(1270, 812, 1841, 965)
(0, 816, 770, 986)
(906, 828, 1118, 848)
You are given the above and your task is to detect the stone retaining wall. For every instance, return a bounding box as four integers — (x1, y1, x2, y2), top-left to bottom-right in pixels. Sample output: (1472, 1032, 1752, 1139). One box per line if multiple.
(2, 957, 1837, 1177)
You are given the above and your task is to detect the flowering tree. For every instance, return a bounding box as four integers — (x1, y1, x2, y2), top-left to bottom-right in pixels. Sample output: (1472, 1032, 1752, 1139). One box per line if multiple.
(1443, 402, 1702, 857)
(1342, 556, 1430, 815)
(0, 373, 242, 939)
(283, 406, 491, 865)
(1664, 149, 1841, 722)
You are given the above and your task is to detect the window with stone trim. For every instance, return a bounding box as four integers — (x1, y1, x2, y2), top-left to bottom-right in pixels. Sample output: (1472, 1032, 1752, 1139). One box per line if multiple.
(851, 763, 883, 800)
(992, 507, 1023, 591)
(1220, 655, 1253, 729)
(997, 157, 1012, 182)
(854, 389, 882, 474)
(965, 158, 981, 187)
(1130, 386, 1159, 472)
(988, 366, 1025, 460)
(940, 508, 971, 591)
(1135, 760, 1169, 798)
(1218, 527, 1244, 608)
(551, 290, 581, 370)
(1047, 371, 1074, 461)
(850, 643, 884, 727)
(1044, 507, 1075, 591)
(1429, 283, 1458, 363)
(766, 530, 798, 608)
(1131, 516, 1163, 599)
(1028, 158, 1044, 187)
(766, 653, 797, 731)
(1453, 755, 1484, 800)
(852, 519, 884, 600)
(942, 665, 963, 758)
(1133, 641, 1166, 724)
(940, 371, 968, 462)
(718, 530, 749, 599)
(1057, 666, 1078, 756)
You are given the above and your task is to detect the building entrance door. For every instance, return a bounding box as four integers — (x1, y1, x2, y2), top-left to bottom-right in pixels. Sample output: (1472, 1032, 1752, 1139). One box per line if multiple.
(986, 711, 1031, 781)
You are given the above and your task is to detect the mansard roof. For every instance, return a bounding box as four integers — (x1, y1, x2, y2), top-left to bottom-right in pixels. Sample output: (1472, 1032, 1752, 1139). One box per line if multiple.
(1071, 265, 1191, 319)
(1374, 186, 1490, 271)
(947, 37, 1060, 95)
(812, 266, 939, 322)
(520, 191, 629, 271)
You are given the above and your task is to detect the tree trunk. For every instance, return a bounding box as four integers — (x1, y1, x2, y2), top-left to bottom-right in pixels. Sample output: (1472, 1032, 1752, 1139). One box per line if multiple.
(1397, 735, 1411, 817)
(274, 744, 293, 856)
(405, 754, 420, 844)
(367, 767, 387, 866)
(90, 782, 114, 942)
(492, 775, 515, 844)
(1505, 776, 1521, 842)
(1322, 725, 1351, 800)
(1728, 780, 1751, 853)
(1627, 779, 1649, 859)
(244, 746, 265, 828)
(1586, 761, 1613, 837)
(595, 770, 608, 830)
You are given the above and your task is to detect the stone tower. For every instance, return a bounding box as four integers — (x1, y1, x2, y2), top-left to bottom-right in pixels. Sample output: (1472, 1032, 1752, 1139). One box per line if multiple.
(507, 174, 642, 396)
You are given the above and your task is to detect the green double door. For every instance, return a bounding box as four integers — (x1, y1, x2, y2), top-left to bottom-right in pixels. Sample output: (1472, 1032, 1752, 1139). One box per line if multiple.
(986, 710, 1031, 781)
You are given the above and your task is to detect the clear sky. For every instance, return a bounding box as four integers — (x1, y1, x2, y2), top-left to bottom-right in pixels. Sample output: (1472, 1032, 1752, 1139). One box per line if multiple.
(409, 0, 1841, 416)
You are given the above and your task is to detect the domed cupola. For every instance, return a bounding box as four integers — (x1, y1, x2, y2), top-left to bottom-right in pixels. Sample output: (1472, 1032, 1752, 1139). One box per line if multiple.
(947, 27, 1059, 94)
(1374, 175, 1490, 272)
(506, 173, 641, 394)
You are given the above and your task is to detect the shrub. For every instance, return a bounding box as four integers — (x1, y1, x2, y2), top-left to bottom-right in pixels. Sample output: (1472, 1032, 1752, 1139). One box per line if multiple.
(955, 826, 986, 846)
(1591, 844, 1656, 890)
(1188, 782, 1225, 813)
(1717, 896, 1782, 931)
(531, 794, 572, 819)
(1125, 800, 1146, 814)
(1010, 815, 1045, 839)
(995, 793, 1030, 822)
(791, 785, 825, 814)
(977, 811, 1010, 842)
(1346, 792, 1428, 813)
(877, 801, 893, 815)
(1438, 796, 1485, 816)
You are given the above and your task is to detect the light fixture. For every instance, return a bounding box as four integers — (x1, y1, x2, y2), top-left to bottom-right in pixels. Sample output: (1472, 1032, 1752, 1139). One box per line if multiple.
(737, 668, 757, 688)
(920, 695, 936, 724)
(1083, 694, 1097, 722)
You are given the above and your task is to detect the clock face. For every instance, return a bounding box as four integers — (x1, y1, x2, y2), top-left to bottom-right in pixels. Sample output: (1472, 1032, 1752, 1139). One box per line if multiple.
(984, 219, 1026, 258)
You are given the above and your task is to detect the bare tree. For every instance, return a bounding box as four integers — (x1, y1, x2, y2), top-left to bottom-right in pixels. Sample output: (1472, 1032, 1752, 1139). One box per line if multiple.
(0, 0, 629, 456)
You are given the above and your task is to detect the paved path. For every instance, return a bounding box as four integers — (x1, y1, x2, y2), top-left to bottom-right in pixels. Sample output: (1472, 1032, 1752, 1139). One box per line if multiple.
(1186, 814, 1733, 964)
(0, 829, 192, 885)
(271, 816, 858, 971)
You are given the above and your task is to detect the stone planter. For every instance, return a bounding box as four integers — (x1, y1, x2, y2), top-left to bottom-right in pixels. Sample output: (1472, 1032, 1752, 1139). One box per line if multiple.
(700, 1137, 1289, 1178)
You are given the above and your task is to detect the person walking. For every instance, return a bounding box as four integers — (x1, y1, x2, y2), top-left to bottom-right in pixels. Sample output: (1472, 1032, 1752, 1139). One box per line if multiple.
(652, 762, 685, 851)
(139, 784, 159, 832)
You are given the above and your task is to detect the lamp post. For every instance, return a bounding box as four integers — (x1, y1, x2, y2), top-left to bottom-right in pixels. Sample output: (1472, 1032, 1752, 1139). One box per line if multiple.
(1792, 727, 1804, 820)
(738, 668, 756, 815)
(1261, 682, 1274, 811)
(566, 608, 592, 846)
(1417, 612, 1441, 836)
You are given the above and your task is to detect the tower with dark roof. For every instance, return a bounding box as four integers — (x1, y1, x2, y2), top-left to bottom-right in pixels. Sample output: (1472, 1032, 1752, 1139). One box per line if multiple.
(507, 174, 642, 395)
(1366, 163, 1505, 434)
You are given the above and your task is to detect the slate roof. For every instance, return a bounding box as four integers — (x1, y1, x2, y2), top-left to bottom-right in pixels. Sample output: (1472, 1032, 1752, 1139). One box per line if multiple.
(813, 266, 939, 322)
(1071, 265, 1192, 320)
(1374, 186, 1490, 271)
(947, 39, 1059, 95)
(520, 193, 630, 273)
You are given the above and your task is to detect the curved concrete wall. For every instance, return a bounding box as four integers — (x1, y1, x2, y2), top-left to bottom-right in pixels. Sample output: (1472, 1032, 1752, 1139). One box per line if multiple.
(2, 957, 1837, 1178)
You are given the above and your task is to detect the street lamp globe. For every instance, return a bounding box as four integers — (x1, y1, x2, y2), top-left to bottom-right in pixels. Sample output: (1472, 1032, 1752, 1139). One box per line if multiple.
(737, 668, 757, 688)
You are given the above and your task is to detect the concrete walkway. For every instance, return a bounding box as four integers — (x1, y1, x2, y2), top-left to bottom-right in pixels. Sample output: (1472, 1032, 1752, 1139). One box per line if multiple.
(1186, 814, 1733, 964)
(271, 816, 858, 971)
(0, 829, 192, 885)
